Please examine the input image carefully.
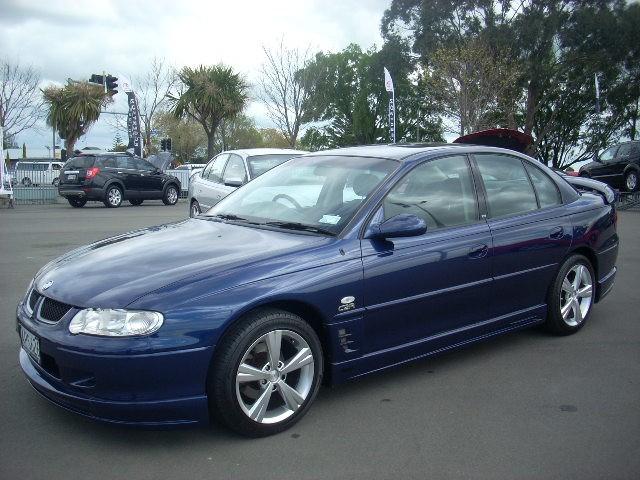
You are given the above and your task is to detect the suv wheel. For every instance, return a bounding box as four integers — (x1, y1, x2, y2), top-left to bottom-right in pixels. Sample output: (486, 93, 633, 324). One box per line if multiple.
(52, 178, 59, 187)
(163, 184, 179, 206)
(21, 177, 32, 186)
(208, 308, 323, 437)
(625, 170, 638, 192)
(544, 254, 595, 335)
(190, 200, 201, 217)
(129, 199, 144, 206)
(104, 185, 123, 208)
(67, 197, 87, 208)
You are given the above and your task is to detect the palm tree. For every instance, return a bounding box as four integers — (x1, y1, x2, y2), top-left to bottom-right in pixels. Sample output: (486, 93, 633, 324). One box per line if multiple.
(170, 65, 249, 159)
(42, 81, 110, 157)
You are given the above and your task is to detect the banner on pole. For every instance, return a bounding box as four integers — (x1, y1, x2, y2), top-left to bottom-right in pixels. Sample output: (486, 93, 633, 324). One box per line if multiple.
(126, 92, 142, 157)
(384, 67, 396, 143)
(594, 73, 600, 114)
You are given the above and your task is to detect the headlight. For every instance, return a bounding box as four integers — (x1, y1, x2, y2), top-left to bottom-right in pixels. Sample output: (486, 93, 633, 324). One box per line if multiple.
(69, 309, 164, 336)
(23, 279, 35, 315)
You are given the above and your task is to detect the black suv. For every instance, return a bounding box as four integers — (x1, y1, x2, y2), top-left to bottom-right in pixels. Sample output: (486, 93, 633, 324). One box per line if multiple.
(579, 140, 640, 192)
(58, 153, 181, 208)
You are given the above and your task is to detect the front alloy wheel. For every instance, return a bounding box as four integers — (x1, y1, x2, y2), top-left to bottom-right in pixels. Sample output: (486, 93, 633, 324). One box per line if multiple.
(209, 309, 323, 437)
(625, 171, 638, 192)
(163, 185, 179, 205)
(104, 186, 122, 208)
(190, 200, 201, 217)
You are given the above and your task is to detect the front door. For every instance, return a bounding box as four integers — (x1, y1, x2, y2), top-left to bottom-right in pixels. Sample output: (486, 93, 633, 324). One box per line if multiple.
(133, 158, 164, 197)
(197, 154, 229, 209)
(590, 145, 619, 183)
(361, 154, 493, 354)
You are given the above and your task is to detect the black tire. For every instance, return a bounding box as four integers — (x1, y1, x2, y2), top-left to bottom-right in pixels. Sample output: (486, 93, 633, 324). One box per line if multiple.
(104, 185, 123, 208)
(208, 308, 323, 437)
(544, 254, 596, 335)
(624, 170, 639, 192)
(163, 184, 179, 206)
(190, 200, 201, 217)
(21, 177, 32, 186)
(129, 199, 144, 206)
(52, 177, 59, 187)
(67, 197, 87, 208)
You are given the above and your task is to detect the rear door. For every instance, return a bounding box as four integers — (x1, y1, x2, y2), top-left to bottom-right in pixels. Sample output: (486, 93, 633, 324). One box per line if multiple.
(114, 156, 139, 194)
(590, 146, 619, 183)
(473, 153, 571, 321)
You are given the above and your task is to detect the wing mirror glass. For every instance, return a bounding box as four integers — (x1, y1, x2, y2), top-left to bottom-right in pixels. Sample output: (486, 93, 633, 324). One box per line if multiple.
(365, 213, 427, 239)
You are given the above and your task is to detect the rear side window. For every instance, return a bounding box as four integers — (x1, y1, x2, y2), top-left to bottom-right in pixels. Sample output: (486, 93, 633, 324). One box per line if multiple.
(383, 155, 478, 230)
(524, 163, 561, 208)
(617, 143, 634, 158)
(476, 154, 538, 218)
(96, 157, 117, 168)
(116, 157, 136, 169)
(65, 157, 95, 169)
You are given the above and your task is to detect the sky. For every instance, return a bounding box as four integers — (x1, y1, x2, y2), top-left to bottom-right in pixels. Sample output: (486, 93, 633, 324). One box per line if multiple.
(1, 0, 389, 154)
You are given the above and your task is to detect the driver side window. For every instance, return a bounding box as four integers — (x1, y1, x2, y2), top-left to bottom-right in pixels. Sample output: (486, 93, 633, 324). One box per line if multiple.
(600, 146, 618, 163)
(204, 154, 228, 183)
(222, 155, 247, 184)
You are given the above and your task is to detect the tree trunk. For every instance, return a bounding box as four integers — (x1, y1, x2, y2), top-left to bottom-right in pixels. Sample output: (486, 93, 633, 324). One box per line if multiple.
(65, 138, 76, 160)
(207, 133, 216, 160)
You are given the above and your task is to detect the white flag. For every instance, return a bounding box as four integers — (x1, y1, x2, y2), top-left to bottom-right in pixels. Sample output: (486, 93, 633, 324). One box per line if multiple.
(384, 67, 394, 93)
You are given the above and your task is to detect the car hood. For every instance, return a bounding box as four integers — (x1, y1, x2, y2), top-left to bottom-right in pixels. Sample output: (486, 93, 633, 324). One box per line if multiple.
(35, 219, 328, 308)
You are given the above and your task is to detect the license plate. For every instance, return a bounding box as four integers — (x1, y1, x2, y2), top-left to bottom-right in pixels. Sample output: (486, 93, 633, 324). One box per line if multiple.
(66, 174, 76, 180)
(20, 326, 40, 364)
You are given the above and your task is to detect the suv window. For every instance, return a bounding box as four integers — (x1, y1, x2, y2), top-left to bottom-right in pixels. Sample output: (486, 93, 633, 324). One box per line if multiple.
(134, 158, 156, 171)
(476, 154, 538, 218)
(383, 155, 478, 230)
(204, 154, 228, 183)
(524, 163, 561, 208)
(115, 157, 136, 169)
(617, 143, 634, 158)
(600, 146, 618, 163)
(97, 157, 117, 168)
(64, 157, 96, 169)
(222, 155, 247, 184)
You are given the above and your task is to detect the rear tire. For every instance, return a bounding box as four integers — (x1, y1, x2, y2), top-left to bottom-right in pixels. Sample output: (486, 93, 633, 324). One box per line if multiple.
(104, 185, 123, 208)
(624, 170, 638, 192)
(52, 178, 59, 187)
(163, 184, 179, 205)
(129, 199, 144, 206)
(544, 254, 595, 335)
(208, 308, 323, 437)
(190, 200, 201, 217)
(67, 197, 87, 208)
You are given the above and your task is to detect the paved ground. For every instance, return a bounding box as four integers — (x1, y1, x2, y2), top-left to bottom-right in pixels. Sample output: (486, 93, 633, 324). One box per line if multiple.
(0, 202, 639, 480)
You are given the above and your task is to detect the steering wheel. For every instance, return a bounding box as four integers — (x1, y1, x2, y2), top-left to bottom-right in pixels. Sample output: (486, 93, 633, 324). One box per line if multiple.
(272, 193, 302, 210)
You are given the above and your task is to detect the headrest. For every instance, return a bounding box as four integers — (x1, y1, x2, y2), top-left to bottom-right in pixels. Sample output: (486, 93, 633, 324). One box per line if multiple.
(352, 173, 379, 197)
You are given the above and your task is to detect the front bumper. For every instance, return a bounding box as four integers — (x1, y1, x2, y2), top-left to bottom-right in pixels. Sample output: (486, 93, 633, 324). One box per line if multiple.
(17, 303, 213, 427)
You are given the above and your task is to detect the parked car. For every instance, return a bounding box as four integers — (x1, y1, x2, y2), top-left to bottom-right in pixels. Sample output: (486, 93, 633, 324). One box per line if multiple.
(17, 144, 618, 436)
(579, 140, 640, 192)
(175, 163, 207, 174)
(188, 148, 307, 217)
(14, 160, 65, 186)
(58, 153, 181, 208)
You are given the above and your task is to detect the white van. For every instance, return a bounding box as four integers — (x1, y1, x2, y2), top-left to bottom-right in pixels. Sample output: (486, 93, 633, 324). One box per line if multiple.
(14, 161, 65, 186)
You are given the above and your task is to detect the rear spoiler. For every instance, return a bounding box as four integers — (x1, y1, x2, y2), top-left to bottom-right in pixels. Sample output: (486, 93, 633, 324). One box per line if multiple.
(563, 176, 616, 204)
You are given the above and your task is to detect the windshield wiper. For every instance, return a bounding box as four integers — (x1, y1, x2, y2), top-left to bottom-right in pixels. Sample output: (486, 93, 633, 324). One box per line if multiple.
(211, 213, 250, 222)
(263, 221, 336, 236)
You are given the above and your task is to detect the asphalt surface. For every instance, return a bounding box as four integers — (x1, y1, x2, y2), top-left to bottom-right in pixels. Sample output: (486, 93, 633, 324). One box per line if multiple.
(0, 201, 639, 480)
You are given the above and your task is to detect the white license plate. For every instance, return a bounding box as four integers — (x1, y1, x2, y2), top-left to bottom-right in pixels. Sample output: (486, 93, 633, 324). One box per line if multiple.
(66, 174, 77, 180)
(20, 326, 40, 364)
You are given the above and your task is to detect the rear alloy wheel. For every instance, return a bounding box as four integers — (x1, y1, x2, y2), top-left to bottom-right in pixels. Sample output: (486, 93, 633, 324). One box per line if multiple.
(163, 185, 179, 205)
(190, 200, 201, 217)
(545, 254, 595, 335)
(625, 170, 638, 192)
(104, 185, 123, 208)
(209, 309, 323, 437)
(67, 197, 87, 208)
(52, 177, 59, 187)
(21, 177, 32, 186)
(129, 199, 144, 206)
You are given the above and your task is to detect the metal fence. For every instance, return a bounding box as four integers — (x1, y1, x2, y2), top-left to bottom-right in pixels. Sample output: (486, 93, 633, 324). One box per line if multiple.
(8, 167, 193, 205)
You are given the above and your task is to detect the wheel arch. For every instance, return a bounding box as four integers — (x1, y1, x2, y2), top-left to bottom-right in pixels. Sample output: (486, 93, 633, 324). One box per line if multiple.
(568, 245, 598, 281)
(104, 179, 125, 195)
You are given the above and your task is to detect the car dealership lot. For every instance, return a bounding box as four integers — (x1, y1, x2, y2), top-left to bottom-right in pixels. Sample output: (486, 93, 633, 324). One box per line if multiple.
(0, 203, 639, 479)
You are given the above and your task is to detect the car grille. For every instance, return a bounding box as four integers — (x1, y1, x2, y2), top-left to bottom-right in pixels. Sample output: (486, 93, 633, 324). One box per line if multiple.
(28, 290, 41, 311)
(39, 297, 73, 323)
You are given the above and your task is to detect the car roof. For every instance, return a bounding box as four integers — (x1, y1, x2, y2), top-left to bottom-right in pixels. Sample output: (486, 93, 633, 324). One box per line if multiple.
(226, 148, 308, 158)
(304, 143, 531, 162)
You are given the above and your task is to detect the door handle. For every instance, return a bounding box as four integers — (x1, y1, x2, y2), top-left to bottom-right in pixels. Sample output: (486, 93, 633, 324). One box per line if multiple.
(468, 244, 489, 259)
(549, 226, 564, 239)
(117, 171, 123, 174)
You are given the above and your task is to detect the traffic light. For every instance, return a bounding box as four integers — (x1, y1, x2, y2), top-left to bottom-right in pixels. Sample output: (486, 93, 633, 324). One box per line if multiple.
(105, 75, 118, 95)
(166, 138, 172, 151)
(160, 139, 167, 151)
(89, 74, 104, 85)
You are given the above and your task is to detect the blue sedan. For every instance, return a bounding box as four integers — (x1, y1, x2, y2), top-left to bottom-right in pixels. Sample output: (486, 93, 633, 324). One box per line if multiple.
(17, 144, 619, 436)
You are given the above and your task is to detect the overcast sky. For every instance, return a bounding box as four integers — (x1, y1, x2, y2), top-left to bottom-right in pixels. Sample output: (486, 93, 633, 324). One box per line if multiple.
(1, 0, 389, 154)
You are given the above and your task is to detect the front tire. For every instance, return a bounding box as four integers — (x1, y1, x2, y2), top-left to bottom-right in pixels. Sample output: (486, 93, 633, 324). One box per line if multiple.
(163, 184, 179, 205)
(67, 197, 87, 208)
(624, 170, 638, 192)
(190, 200, 201, 217)
(104, 185, 123, 208)
(208, 308, 323, 437)
(544, 254, 595, 335)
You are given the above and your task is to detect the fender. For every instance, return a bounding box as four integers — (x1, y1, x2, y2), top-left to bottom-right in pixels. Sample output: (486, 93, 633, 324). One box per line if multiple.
(622, 163, 640, 177)
(103, 179, 125, 196)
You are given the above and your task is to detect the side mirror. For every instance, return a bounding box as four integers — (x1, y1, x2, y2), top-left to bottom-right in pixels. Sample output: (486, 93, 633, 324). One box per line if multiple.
(224, 178, 243, 187)
(365, 214, 427, 239)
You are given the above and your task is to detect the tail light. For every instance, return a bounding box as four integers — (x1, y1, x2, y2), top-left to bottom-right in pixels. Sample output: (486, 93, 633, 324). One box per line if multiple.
(86, 167, 100, 179)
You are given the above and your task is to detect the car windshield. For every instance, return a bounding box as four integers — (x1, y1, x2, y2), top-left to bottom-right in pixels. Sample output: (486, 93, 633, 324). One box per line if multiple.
(247, 154, 301, 178)
(65, 156, 95, 169)
(206, 155, 398, 235)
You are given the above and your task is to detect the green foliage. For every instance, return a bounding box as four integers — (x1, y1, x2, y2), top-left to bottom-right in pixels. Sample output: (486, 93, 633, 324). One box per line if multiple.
(110, 133, 127, 152)
(42, 81, 110, 156)
(170, 64, 249, 159)
(153, 111, 207, 163)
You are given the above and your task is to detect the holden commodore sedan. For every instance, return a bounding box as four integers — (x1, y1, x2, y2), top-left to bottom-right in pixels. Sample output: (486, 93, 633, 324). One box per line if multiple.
(17, 144, 618, 437)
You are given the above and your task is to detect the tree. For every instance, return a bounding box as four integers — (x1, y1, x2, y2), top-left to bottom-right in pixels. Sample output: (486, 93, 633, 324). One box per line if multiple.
(216, 114, 263, 152)
(259, 41, 313, 148)
(153, 111, 206, 163)
(0, 59, 44, 143)
(170, 65, 249, 160)
(111, 133, 127, 152)
(42, 81, 110, 157)
(136, 57, 178, 155)
(259, 128, 289, 148)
